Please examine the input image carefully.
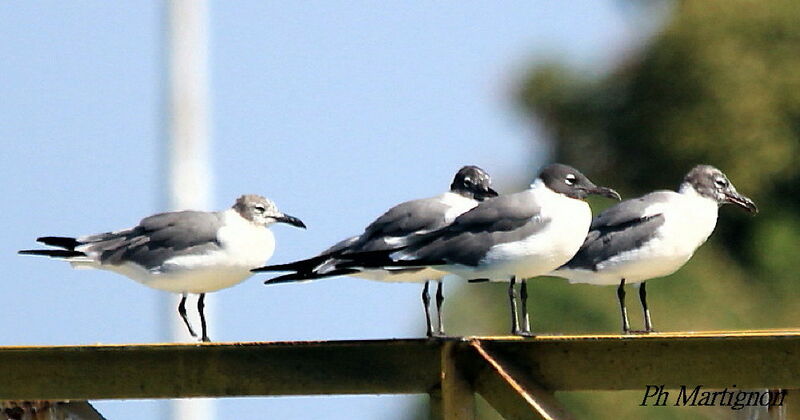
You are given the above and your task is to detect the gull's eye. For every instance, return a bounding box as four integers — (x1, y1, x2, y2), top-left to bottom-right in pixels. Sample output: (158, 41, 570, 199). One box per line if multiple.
(714, 178, 729, 189)
(254, 205, 266, 213)
(565, 174, 577, 186)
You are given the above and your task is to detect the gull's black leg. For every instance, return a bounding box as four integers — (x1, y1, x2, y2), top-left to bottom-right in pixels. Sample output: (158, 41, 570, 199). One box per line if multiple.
(198, 293, 210, 342)
(178, 293, 197, 338)
(617, 279, 630, 334)
(519, 278, 533, 337)
(435, 279, 445, 337)
(508, 276, 521, 336)
(639, 282, 653, 333)
(422, 281, 433, 338)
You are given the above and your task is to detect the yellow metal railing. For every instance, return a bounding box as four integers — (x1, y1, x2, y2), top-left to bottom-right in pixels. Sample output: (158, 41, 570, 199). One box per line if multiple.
(4, 330, 800, 419)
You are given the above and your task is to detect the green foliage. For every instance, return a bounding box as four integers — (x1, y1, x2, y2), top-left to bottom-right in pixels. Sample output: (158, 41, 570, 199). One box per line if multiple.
(520, 1, 800, 199)
(444, 1, 800, 418)
(517, 0, 800, 331)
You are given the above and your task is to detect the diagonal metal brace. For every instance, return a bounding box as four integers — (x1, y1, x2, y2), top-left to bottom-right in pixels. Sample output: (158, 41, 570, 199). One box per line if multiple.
(469, 340, 574, 420)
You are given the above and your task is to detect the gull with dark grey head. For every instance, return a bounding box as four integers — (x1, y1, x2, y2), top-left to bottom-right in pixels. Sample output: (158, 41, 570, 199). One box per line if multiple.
(551, 165, 757, 333)
(337, 163, 620, 336)
(19, 194, 306, 342)
(253, 165, 498, 337)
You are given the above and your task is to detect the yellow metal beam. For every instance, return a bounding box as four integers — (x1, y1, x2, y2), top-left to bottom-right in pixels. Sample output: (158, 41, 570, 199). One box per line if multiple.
(470, 341, 573, 420)
(439, 341, 476, 420)
(484, 330, 800, 391)
(429, 340, 477, 420)
(0, 339, 440, 400)
(3, 331, 800, 401)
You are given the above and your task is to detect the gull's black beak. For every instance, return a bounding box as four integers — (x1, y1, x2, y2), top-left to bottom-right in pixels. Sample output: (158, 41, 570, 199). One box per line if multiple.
(476, 187, 499, 201)
(277, 214, 307, 229)
(589, 186, 621, 201)
(724, 191, 758, 214)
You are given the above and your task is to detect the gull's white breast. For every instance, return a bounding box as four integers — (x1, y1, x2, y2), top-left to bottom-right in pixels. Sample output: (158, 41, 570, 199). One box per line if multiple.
(563, 189, 719, 285)
(108, 209, 274, 293)
(448, 187, 592, 281)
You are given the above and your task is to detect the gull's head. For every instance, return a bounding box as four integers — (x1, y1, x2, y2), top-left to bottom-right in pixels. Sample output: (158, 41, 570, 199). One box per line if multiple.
(450, 165, 498, 201)
(681, 165, 758, 214)
(233, 195, 307, 228)
(535, 163, 621, 201)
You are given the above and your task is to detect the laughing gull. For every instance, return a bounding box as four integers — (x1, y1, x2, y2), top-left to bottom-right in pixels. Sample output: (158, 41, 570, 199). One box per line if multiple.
(254, 165, 498, 337)
(339, 163, 620, 336)
(19, 194, 306, 342)
(551, 165, 757, 333)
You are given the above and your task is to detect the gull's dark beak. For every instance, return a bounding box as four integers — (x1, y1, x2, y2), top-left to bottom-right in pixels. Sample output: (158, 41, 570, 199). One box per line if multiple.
(476, 187, 499, 201)
(724, 191, 758, 214)
(589, 186, 622, 201)
(277, 214, 307, 229)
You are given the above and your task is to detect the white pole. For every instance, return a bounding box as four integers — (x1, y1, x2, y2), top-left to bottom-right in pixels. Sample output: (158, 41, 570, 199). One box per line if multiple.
(163, 0, 213, 419)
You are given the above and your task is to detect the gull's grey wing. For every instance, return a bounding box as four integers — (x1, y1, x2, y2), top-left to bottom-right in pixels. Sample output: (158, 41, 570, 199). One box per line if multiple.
(266, 198, 452, 273)
(561, 193, 671, 271)
(400, 192, 548, 267)
(256, 196, 457, 278)
(589, 191, 672, 229)
(347, 197, 453, 252)
(78, 210, 224, 270)
(316, 196, 452, 256)
(321, 235, 360, 255)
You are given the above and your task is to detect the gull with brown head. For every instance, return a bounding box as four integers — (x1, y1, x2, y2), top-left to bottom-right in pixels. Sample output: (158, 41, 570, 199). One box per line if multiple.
(20, 194, 306, 342)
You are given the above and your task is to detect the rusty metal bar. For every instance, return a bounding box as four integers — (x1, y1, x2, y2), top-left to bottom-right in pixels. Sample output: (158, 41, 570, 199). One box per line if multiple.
(766, 388, 795, 420)
(3, 331, 800, 404)
(1, 401, 105, 420)
(470, 341, 573, 420)
(440, 341, 476, 419)
(485, 330, 800, 391)
(0, 339, 440, 400)
(429, 391, 443, 420)
(429, 340, 477, 420)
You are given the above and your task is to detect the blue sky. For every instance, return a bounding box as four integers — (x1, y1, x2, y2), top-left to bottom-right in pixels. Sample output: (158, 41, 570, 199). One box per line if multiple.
(0, 1, 659, 418)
